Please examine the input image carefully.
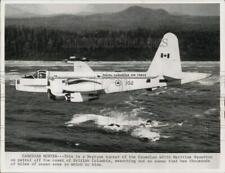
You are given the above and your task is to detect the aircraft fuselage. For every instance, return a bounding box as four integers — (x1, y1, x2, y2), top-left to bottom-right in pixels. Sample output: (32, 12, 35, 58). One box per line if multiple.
(16, 71, 166, 94)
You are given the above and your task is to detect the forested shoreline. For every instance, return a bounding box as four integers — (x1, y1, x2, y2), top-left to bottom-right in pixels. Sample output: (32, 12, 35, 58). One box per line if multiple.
(5, 26, 219, 61)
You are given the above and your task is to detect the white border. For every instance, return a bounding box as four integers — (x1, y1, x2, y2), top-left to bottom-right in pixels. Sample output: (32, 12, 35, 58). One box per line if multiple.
(220, 1, 225, 172)
(2, 0, 223, 4)
(0, 1, 5, 173)
(1, 0, 224, 172)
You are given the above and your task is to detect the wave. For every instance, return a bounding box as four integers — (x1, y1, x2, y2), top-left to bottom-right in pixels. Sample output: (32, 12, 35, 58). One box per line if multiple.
(193, 108, 218, 119)
(65, 111, 183, 142)
(9, 69, 18, 72)
(65, 113, 145, 127)
(131, 127, 160, 142)
(197, 75, 219, 86)
(204, 108, 217, 115)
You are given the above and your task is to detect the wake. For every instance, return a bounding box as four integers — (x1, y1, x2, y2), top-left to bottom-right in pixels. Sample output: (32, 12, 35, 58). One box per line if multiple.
(65, 111, 183, 142)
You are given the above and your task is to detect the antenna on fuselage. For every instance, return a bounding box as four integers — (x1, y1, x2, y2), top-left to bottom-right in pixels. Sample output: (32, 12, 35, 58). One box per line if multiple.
(64, 56, 89, 63)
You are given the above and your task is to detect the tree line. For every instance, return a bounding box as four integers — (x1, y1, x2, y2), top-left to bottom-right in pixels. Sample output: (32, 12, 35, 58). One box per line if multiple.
(5, 26, 219, 61)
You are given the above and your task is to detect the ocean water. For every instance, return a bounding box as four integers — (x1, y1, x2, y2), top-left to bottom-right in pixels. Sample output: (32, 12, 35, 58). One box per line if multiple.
(5, 61, 220, 152)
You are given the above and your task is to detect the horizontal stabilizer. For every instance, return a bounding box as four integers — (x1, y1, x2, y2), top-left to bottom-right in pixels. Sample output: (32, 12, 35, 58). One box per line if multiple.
(181, 72, 211, 84)
(163, 75, 181, 86)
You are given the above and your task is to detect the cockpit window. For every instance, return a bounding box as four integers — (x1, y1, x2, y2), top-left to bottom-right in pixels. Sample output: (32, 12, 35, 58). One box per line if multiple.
(23, 74, 34, 79)
(23, 70, 47, 79)
(38, 71, 46, 79)
(33, 72, 38, 78)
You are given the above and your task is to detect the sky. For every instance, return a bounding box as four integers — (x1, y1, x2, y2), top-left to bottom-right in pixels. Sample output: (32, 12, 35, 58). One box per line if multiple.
(6, 3, 220, 17)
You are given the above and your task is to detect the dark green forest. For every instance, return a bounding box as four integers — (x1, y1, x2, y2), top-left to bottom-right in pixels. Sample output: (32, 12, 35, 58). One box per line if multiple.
(5, 26, 219, 61)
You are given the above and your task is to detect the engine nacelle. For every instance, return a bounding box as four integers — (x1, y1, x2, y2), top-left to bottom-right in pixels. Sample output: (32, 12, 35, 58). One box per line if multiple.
(63, 80, 102, 92)
(47, 78, 101, 102)
(47, 89, 65, 101)
(65, 93, 83, 102)
(47, 79, 66, 100)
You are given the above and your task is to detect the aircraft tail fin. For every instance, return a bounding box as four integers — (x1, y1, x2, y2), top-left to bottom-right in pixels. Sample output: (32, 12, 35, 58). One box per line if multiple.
(147, 33, 182, 79)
